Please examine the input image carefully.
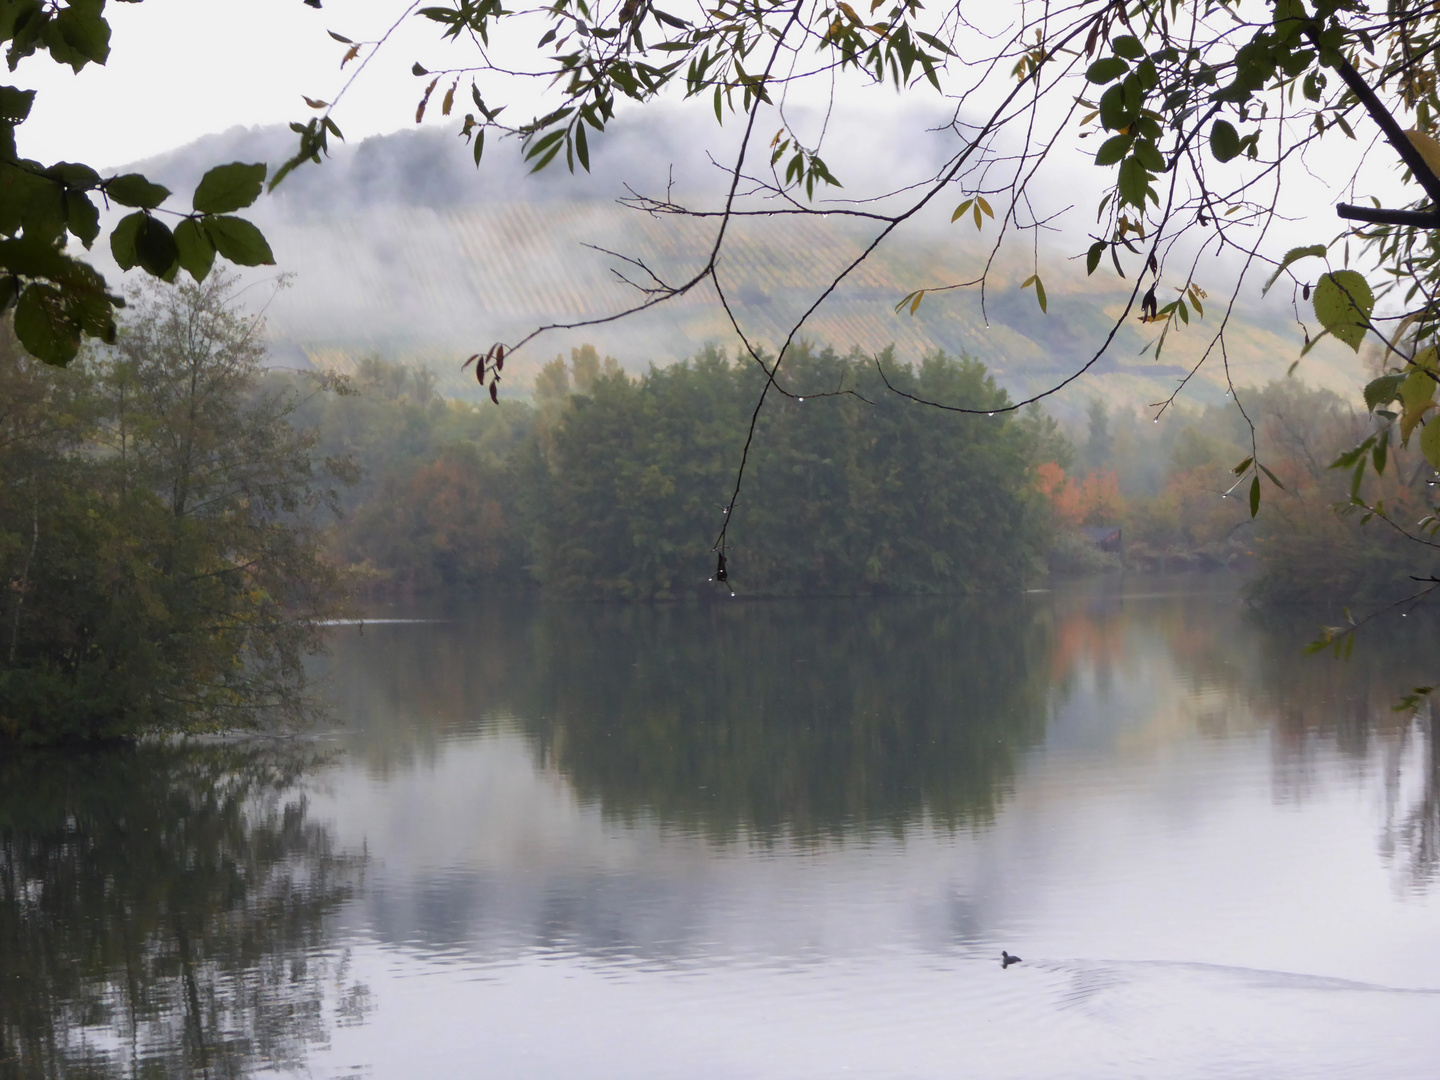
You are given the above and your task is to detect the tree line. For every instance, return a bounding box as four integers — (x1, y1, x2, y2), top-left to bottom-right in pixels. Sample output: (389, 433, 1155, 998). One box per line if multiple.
(300, 343, 1058, 600)
(1021, 379, 1439, 601)
(303, 346, 1438, 607)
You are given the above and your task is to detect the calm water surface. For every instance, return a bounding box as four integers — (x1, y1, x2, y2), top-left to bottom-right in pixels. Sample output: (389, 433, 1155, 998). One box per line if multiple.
(5, 577, 1440, 1078)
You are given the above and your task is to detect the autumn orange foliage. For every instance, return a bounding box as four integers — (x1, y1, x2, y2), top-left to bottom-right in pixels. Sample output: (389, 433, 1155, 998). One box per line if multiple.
(1036, 463, 1124, 527)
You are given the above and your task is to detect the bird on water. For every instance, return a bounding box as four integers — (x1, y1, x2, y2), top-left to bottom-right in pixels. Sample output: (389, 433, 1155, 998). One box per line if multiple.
(1001, 951, 1022, 969)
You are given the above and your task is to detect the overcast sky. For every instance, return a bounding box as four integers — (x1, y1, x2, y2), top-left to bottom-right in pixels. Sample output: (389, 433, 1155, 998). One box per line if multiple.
(16, 0, 469, 169)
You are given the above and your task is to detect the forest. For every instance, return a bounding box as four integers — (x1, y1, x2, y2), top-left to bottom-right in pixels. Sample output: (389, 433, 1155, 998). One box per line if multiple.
(0, 284, 347, 743)
(292, 343, 1436, 607)
(295, 343, 1061, 600)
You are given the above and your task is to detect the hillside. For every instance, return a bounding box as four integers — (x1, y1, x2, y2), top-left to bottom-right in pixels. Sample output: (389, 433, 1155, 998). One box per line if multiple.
(120, 117, 1366, 417)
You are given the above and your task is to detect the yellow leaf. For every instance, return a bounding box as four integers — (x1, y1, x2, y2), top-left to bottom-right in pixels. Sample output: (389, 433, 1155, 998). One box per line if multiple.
(1405, 128, 1440, 181)
(302, 96, 329, 109)
(1387, 311, 1423, 360)
(1423, 416, 1440, 470)
(976, 196, 993, 218)
(950, 199, 972, 222)
(837, 1, 862, 23)
(442, 83, 456, 116)
(1403, 400, 1436, 446)
(1400, 364, 1437, 445)
(910, 289, 925, 314)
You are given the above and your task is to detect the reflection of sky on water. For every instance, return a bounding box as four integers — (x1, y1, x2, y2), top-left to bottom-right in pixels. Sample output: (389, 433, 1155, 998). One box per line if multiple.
(12, 581, 1439, 1079)
(289, 583, 1440, 1078)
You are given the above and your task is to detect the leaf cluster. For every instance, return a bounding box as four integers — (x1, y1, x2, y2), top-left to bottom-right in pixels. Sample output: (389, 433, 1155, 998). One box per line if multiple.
(0, 3, 279, 368)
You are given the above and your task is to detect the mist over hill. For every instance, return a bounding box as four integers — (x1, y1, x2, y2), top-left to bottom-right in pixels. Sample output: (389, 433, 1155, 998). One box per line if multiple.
(118, 112, 1364, 416)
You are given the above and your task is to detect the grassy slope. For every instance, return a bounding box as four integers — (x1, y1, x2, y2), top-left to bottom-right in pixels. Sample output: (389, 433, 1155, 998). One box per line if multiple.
(126, 124, 1364, 416)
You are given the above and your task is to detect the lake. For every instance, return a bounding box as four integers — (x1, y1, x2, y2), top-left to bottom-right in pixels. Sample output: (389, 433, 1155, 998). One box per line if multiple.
(4, 576, 1440, 1078)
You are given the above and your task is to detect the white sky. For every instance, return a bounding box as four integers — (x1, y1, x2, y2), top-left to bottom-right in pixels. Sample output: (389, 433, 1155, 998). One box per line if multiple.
(16, 0, 468, 169)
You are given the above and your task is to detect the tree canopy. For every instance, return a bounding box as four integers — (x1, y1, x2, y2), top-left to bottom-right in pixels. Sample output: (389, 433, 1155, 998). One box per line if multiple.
(0, 276, 350, 743)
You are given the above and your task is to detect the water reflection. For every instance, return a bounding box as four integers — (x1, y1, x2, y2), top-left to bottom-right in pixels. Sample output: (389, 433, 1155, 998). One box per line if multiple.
(0, 742, 366, 1080)
(9, 581, 1440, 1080)
(328, 598, 1054, 838)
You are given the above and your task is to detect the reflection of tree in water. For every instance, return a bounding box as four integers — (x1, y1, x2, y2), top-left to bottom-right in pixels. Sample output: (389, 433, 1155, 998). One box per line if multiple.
(1240, 610, 1440, 884)
(1388, 709, 1440, 886)
(328, 597, 1054, 838)
(1025, 580, 1440, 886)
(1085, 591, 1440, 887)
(0, 742, 366, 1079)
(515, 600, 1054, 839)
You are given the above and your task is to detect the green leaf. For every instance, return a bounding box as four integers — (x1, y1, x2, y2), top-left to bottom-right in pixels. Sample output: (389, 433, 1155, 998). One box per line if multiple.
(46, 1, 111, 71)
(1086, 241, 1105, 275)
(1132, 139, 1166, 171)
(8, 170, 65, 244)
(1249, 474, 1261, 517)
(204, 215, 275, 266)
(0, 85, 35, 122)
(63, 190, 99, 247)
(1210, 120, 1241, 162)
(1312, 270, 1374, 351)
(134, 215, 178, 277)
(1363, 373, 1405, 411)
(1086, 57, 1128, 84)
(45, 161, 100, 188)
(192, 161, 267, 214)
(105, 173, 171, 209)
(1259, 463, 1285, 490)
(1261, 243, 1326, 295)
(1330, 436, 1374, 470)
(1273, 0, 1308, 42)
(1232, 455, 1253, 476)
(13, 283, 79, 366)
(1111, 35, 1144, 60)
(1099, 84, 1128, 129)
(950, 198, 973, 222)
(109, 210, 144, 270)
(1094, 134, 1131, 166)
(1021, 274, 1046, 313)
(1117, 156, 1150, 208)
(574, 121, 589, 171)
(174, 218, 216, 282)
